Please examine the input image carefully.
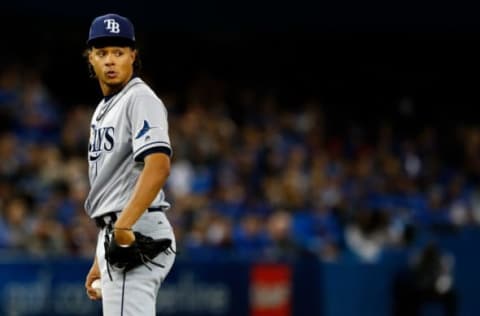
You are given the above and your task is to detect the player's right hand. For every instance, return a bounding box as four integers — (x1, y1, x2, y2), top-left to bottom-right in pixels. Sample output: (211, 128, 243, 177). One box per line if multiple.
(85, 258, 102, 300)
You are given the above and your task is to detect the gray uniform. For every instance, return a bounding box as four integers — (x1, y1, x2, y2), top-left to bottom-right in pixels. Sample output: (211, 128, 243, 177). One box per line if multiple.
(86, 77, 176, 316)
(85, 77, 172, 217)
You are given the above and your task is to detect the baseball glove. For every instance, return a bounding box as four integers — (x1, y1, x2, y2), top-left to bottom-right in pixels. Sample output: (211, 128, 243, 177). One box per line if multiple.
(104, 231, 172, 276)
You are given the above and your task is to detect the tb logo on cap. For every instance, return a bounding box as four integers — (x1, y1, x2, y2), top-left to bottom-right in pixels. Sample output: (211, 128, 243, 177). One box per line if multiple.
(104, 19, 120, 34)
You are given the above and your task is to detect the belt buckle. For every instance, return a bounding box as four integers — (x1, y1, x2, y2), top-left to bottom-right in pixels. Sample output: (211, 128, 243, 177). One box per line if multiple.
(104, 213, 118, 227)
(95, 212, 118, 229)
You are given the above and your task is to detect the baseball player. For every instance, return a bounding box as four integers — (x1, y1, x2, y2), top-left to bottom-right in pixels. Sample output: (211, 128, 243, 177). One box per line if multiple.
(83, 13, 176, 316)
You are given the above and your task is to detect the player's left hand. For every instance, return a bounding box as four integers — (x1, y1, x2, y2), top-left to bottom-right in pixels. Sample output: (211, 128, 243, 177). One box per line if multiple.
(113, 227, 136, 246)
(105, 230, 172, 273)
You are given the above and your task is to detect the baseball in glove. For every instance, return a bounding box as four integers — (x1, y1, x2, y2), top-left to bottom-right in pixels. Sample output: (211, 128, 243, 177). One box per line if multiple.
(104, 230, 173, 279)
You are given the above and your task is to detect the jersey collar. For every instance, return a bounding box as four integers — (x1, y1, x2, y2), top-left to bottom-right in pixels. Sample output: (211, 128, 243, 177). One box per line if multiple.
(103, 75, 139, 103)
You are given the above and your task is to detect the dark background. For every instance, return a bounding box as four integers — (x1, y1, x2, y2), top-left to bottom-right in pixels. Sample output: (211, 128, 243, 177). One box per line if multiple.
(1, 0, 480, 127)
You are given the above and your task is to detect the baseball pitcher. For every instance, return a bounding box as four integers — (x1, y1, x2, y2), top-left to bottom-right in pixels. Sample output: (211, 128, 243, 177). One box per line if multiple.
(82, 13, 176, 316)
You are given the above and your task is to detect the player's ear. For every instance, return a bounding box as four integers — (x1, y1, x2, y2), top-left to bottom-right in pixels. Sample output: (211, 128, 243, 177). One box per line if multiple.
(88, 50, 94, 66)
(130, 49, 137, 64)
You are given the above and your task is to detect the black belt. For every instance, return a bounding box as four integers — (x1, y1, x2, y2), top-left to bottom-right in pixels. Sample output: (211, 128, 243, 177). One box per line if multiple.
(94, 207, 165, 229)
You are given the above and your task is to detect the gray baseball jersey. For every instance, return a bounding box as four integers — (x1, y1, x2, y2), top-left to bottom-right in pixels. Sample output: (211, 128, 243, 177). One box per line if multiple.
(85, 77, 172, 218)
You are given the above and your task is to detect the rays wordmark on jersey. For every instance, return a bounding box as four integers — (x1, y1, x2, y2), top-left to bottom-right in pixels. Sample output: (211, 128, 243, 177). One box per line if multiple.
(89, 124, 115, 161)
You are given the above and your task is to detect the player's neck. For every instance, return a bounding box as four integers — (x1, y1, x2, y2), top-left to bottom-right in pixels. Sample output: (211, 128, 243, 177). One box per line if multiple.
(100, 76, 134, 97)
(101, 84, 123, 97)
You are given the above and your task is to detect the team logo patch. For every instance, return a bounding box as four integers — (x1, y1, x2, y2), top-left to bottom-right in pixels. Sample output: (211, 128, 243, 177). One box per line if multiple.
(104, 19, 120, 34)
(135, 120, 158, 139)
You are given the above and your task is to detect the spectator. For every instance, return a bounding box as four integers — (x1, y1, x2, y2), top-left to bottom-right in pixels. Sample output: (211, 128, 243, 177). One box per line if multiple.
(393, 242, 457, 316)
(0, 63, 477, 264)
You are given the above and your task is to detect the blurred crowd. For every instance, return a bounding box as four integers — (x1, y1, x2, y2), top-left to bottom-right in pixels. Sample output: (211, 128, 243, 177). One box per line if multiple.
(1, 64, 480, 263)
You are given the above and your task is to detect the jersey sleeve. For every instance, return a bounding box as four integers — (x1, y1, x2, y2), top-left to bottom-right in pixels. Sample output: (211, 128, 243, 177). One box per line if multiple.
(129, 93, 172, 162)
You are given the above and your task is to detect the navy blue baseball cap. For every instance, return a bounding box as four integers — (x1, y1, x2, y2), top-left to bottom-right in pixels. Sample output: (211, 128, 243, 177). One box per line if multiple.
(87, 13, 135, 47)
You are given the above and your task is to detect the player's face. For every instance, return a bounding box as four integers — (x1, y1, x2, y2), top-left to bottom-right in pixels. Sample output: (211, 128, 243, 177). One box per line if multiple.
(89, 46, 136, 94)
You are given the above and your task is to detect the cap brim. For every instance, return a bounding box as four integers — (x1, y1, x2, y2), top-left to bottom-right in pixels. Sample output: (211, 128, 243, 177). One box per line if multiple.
(87, 37, 135, 48)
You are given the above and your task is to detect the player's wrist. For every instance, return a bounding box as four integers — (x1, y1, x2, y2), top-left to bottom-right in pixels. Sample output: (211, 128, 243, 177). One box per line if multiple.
(113, 216, 134, 231)
(113, 227, 133, 231)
